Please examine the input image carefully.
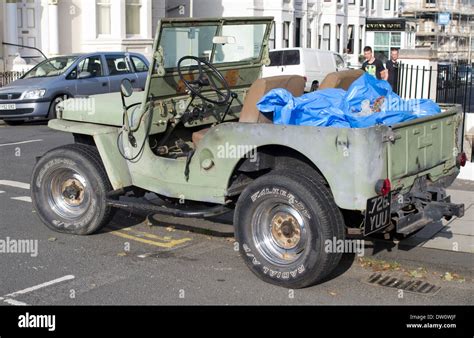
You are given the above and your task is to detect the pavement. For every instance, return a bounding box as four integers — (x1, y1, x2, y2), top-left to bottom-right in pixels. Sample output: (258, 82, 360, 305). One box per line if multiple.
(0, 121, 473, 305)
(399, 186, 474, 254)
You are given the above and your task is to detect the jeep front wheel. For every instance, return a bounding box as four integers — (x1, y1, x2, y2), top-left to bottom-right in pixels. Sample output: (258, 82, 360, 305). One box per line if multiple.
(31, 144, 114, 235)
(234, 170, 345, 288)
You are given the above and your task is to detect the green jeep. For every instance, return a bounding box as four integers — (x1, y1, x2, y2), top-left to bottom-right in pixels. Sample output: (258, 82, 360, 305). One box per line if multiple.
(31, 17, 466, 288)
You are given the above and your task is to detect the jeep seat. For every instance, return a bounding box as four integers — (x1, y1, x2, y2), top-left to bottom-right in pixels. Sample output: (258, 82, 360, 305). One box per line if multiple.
(319, 69, 364, 90)
(192, 75, 305, 146)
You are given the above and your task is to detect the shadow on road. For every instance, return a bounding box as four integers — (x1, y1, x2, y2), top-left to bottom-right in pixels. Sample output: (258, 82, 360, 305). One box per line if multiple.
(100, 209, 235, 238)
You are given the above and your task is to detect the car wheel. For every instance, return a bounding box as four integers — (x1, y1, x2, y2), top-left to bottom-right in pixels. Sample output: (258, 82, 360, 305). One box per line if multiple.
(234, 170, 345, 288)
(48, 95, 67, 120)
(3, 120, 25, 126)
(31, 143, 115, 235)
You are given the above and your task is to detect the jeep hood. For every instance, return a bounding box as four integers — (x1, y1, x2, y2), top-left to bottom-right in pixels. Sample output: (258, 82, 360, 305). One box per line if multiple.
(60, 91, 144, 126)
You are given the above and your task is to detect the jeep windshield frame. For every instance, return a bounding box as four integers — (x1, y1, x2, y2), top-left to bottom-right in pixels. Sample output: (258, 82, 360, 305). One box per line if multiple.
(142, 17, 273, 105)
(153, 17, 273, 72)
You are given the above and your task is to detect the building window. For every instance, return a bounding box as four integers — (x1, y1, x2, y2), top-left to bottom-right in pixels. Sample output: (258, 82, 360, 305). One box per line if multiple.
(336, 24, 341, 53)
(374, 32, 401, 63)
(360, 0, 364, 6)
(295, 18, 302, 47)
(371, 0, 375, 9)
(126, 0, 141, 36)
(269, 24, 276, 49)
(322, 24, 331, 50)
(384, 0, 391, 10)
(283, 22, 290, 48)
(96, 0, 111, 36)
(349, 0, 355, 4)
(359, 25, 363, 54)
(347, 25, 354, 54)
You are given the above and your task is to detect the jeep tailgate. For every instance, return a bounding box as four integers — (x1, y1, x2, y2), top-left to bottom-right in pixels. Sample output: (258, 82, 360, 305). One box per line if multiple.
(387, 104, 463, 185)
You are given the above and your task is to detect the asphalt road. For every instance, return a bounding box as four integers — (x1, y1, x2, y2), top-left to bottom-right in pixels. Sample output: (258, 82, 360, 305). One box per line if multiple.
(0, 121, 473, 305)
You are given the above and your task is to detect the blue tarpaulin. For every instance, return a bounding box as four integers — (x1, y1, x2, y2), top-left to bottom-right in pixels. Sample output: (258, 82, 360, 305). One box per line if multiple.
(257, 73, 441, 128)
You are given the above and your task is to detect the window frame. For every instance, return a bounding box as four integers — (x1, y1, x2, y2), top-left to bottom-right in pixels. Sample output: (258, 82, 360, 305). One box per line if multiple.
(67, 55, 106, 80)
(131, 55, 149, 73)
(126, 0, 142, 37)
(104, 54, 134, 76)
(96, 0, 112, 37)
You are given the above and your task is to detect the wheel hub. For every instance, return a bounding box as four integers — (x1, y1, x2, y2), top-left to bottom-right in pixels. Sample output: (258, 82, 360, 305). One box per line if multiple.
(61, 179, 85, 206)
(46, 168, 91, 221)
(271, 212, 301, 249)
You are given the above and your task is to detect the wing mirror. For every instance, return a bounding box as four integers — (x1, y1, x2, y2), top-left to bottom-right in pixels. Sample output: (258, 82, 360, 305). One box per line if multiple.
(120, 78, 134, 98)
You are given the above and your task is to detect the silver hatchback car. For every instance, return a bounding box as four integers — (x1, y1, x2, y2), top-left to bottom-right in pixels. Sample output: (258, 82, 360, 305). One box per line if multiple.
(0, 52, 149, 125)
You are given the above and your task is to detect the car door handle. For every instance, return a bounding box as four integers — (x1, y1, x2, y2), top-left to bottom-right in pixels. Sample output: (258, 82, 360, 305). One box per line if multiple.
(102, 82, 108, 87)
(130, 79, 136, 83)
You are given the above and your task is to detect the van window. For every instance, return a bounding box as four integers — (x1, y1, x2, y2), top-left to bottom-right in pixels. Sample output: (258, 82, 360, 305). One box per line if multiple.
(268, 50, 300, 66)
(269, 51, 283, 66)
(283, 50, 300, 66)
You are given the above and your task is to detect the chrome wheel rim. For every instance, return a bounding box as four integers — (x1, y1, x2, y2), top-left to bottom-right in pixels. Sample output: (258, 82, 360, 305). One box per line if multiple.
(46, 168, 90, 220)
(252, 200, 308, 266)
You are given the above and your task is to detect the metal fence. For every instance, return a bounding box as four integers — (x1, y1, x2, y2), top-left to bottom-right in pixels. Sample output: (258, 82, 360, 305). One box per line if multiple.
(397, 63, 473, 114)
(0, 71, 25, 88)
(436, 64, 473, 114)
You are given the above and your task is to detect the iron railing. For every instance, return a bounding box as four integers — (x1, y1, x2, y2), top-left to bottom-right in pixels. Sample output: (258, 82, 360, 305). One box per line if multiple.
(0, 71, 25, 88)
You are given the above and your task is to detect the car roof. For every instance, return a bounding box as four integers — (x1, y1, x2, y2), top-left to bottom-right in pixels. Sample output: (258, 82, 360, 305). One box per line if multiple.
(54, 52, 146, 58)
(269, 48, 338, 55)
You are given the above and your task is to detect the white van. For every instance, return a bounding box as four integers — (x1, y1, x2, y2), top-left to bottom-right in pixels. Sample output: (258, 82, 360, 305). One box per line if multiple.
(262, 48, 347, 92)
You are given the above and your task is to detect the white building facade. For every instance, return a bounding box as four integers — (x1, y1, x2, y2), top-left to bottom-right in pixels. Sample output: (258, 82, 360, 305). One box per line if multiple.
(1, 0, 165, 71)
(165, 0, 369, 67)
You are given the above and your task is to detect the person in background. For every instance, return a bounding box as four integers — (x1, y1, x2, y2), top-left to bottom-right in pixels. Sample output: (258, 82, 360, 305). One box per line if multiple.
(386, 48, 400, 93)
(361, 46, 387, 80)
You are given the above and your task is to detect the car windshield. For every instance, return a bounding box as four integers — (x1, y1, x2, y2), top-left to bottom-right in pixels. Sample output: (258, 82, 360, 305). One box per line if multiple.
(159, 23, 267, 69)
(23, 56, 78, 79)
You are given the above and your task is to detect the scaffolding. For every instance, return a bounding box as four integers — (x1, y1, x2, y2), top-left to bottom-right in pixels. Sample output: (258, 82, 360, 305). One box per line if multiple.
(400, 0, 474, 62)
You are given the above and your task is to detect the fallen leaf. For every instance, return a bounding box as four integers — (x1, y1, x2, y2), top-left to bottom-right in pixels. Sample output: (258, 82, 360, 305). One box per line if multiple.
(165, 226, 176, 232)
(117, 252, 127, 257)
(442, 272, 454, 281)
(408, 269, 424, 278)
(48, 237, 57, 242)
(329, 291, 337, 296)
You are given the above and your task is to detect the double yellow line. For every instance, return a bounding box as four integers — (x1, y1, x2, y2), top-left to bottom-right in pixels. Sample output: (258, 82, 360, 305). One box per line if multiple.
(106, 225, 192, 248)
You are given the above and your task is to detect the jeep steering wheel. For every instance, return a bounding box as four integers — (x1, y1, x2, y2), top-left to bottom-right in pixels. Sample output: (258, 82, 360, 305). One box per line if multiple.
(177, 56, 231, 106)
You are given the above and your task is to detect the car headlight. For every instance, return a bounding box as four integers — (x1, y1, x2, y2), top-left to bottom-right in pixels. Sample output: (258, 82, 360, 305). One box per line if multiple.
(23, 89, 46, 100)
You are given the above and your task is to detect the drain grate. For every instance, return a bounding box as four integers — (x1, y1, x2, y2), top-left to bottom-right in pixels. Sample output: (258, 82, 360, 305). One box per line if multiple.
(367, 273, 441, 295)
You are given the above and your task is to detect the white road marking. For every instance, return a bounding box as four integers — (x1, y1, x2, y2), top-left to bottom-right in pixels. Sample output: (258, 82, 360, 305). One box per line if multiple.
(0, 180, 30, 190)
(11, 196, 32, 203)
(0, 139, 43, 147)
(0, 190, 5, 194)
(3, 298, 28, 306)
(4, 275, 75, 298)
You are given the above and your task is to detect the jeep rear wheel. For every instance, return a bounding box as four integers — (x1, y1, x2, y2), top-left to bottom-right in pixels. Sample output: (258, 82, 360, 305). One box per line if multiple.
(31, 144, 114, 235)
(234, 170, 345, 288)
